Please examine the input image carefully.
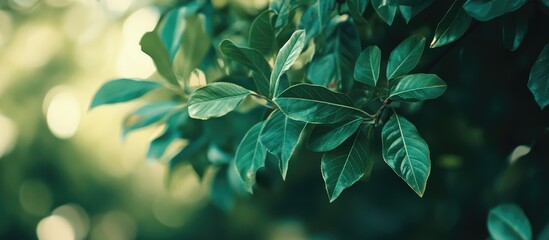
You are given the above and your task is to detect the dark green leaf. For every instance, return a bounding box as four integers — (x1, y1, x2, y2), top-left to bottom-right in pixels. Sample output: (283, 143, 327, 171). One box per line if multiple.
(463, 0, 527, 21)
(502, 13, 528, 51)
(488, 204, 532, 240)
(90, 79, 162, 109)
(234, 121, 267, 193)
(140, 32, 178, 85)
(309, 118, 364, 152)
(249, 10, 277, 56)
(388, 74, 447, 101)
(270, 0, 297, 34)
(270, 29, 306, 97)
(346, 0, 368, 24)
(299, 0, 335, 42)
(274, 83, 369, 124)
(122, 101, 180, 138)
(260, 110, 307, 179)
(169, 134, 208, 170)
(528, 42, 549, 109)
(371, 0, 398, 25)
(354, 46, 382, 87)
(382, 113, 430, 196)
(321, 126, 370, 202)
(430, 0, 472, 48)
(399, 0, 433, 23)
(308, 54, 336, 87)
(147, 110, 188, 161)
(219, 40, 271, 96)
(386, 35, 426, 80)
(188, 82, 252, 120)
(210, 167, 234, 212)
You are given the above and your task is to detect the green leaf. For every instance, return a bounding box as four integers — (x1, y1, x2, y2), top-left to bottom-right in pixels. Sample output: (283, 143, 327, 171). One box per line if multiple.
(270, 0, 296, 34)
(234, 121, 267, 193)
(308, 54, 337, 87)
(140, 32, 178, 85)
(270, 29, 306, 97)
(354, 46, 382, 87)
(502, 13, 528, 52)
(122, 101, 180, 138)
(386, 35, 426, 80)
(188, 82, 252, 120)
(299, 0, 335, 42)
(147, 110, 188, 161)
(463, 0, 527, 21)
(382, 113, 430, 197)
(219, 40, 271, 96)
(260, 110, 307, 179)
(90, 79, 162, 109)
(528, 42, 549, 109)
(371, 0, 398, 25)
(309, 118, 364, 152)
(210, 166, 234, 212)
(321, 126, 370, 202)
(274, 83, 368, 124)
(399, 0, 433, 23)
(430, 0, 472, 48)
(346, 0, 368, 24)
(388, 74, 447, 101)
(157, 2, 203, 62)
(249, 10, 277, 56)
(488, 204, 532, 240)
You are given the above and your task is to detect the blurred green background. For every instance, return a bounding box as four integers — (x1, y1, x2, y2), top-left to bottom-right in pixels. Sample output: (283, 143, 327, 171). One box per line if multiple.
(1, 0, 548, 239)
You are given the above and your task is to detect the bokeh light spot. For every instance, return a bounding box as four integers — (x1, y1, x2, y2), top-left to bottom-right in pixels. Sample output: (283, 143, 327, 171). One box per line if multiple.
(36, 215, 75, 240)
(0, 113, 17, 158)
(19, 180, 53, 216)
(53, 204, 90, 240)
(45, 88, 81, 139)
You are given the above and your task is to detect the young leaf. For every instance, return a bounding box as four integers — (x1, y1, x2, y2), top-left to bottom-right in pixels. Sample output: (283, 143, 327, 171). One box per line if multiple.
(249, 10, 277, 56)
(382, 113, 431, 197)
(90, 79, 162, 109)
(463, 0, 527, 22)
(371, 0, 398, 25)
(274, 84, 369, 124)
(430, 0, 472, 48)
(270, 30, 306, 97)
(488, 204, 532, 240)
(122, 101, 180, 138)
(346, 0, 368, 24)
(386, 35, 426, 80)
(388, 74, 447, 101)
(502, 13, 528, 52)
(140, 32, 178, 85)
(260, 110, 307, 179)
(219, 40, 271, 96)
(321, 126, 370, 202)
(528, 42, 549, 109)
(354, 46, 382, 87)
(399, 0, 433, 23)
(308, 118, 364, 152)
(234, 121, 267, 193)
(299, 0, 335, 42)
(188, 82, 252, 120)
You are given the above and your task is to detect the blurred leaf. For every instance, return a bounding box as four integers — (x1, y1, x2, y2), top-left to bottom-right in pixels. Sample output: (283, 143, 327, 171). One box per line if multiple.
(260, 110, 307, 179)
(270, 30, 306, 97)
(388, 74, 447, 101)
(169, 134, 208, 170)
(140, 32, 178, 85)
(122, 101, 180, 138)
(173, 15, 211, 88)
(399, 0, 433, 23)
(346, 0, 368, 24)
(188, 82, 252, 120)
(488, 204, 532, 240)
(274, 84, 368, 124)
(147, 110, 188, 161)
(528, 42, 549, 109)
(234, 121, 267, 193)
(321, 126, 370, 202)
(386, 35, 426, 80)
(354, 46, 382, 87)
(330, 20, 361, 92)
(463, 0, 527, 21)
(502, 13, 528, 51)
(158, 2, 204, 62)
(210, 166, 234, 212)
(308, 54, 337, 87)
(207, 143, 233, 165)
(382, 113, 430, 197)
(299, 0, 335, 42)
(270, 0, 297, 34)
(371, 0, 398, 25)
(249, 10, 278, 56)
(430, 0, 472, 48)
(90, 79, 162, 109)
(308, 118, 364, 152)
(219, 40, 271, 96)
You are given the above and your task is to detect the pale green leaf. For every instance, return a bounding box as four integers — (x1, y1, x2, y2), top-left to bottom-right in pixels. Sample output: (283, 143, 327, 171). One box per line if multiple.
(430, 0, 472, 48)
(463, 0, 527, 21)
(249, 10, 277, 56)
(528, 42, 549, 109)
(386, 35, 426, 80)
(309, 118, 364, 152)
(188, 82, 252, 120)
(260, 110, 307, 179)
(371, 0, 398, 25)
(354, 46, 382, 87)
(90, 79, 162, 109)
(346, 0, 368, 24)
(140, 32, 178, 85)
(234, 121, 267, 193)
(122, 101, 180, 138)
(382, 113, 430, 196)
(157, 2, 203, 62)
(388, 74, 447, 101)
(270, 29, 306, 97)
(488, 204, 532, 240)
